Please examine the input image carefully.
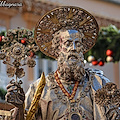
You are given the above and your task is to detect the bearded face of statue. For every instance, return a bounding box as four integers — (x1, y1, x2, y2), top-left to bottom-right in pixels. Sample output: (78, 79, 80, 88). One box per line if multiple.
(56, 30, 85, 82)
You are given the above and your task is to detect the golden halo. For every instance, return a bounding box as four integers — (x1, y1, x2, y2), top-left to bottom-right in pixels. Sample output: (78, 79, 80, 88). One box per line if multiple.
(35, 6, 99, 59)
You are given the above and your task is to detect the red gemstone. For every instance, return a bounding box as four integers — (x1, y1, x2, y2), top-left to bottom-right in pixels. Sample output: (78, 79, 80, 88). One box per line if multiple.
(92, 60, 98, 66)
(106, 49, 113, 56)
(21, 38, 26, 44)
(29, 51, 35, 57)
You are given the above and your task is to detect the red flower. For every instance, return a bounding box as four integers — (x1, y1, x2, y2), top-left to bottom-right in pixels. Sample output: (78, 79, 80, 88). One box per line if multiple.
(21, 38, 26, 44)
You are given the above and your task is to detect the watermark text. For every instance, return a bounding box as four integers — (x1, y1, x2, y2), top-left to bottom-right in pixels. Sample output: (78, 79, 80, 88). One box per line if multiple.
(0, 1, 22, 8)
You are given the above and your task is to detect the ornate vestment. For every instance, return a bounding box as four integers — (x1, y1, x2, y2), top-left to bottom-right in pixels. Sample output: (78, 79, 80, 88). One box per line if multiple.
(25, 68, 110, 120)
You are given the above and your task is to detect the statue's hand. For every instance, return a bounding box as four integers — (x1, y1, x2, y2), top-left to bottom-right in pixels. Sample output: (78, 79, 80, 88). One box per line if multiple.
(5, 79, 25, 108)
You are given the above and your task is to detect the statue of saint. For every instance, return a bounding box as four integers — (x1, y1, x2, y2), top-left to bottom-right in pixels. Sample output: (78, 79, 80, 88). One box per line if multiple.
(6, 6, 120, 120)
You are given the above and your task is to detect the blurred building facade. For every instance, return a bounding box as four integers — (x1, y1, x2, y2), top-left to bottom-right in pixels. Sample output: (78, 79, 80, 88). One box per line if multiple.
(0, 0, 120, 92)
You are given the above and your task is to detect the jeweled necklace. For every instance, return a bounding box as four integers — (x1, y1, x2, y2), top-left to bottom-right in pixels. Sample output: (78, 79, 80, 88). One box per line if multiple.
(54, 70, 79, 100)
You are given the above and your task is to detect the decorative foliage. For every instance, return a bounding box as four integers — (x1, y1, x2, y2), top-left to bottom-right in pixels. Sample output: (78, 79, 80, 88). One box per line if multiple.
(7, 67, 16, 78)
(0, 28, 39, 80)
(85, 25, 120, 63)
(27, 59, 36, 68)
(95, 82, 120, 107)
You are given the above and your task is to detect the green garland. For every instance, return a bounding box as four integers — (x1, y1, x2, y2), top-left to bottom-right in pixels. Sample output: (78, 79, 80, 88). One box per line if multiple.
(85, 25, 120, 62)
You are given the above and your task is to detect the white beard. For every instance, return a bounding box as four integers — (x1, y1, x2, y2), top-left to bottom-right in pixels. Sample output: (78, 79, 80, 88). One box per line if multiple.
(57, 52, 85, 82)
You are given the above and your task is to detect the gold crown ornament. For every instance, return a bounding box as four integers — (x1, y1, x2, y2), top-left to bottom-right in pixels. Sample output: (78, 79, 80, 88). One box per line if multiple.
(35, 6, 99, 59)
